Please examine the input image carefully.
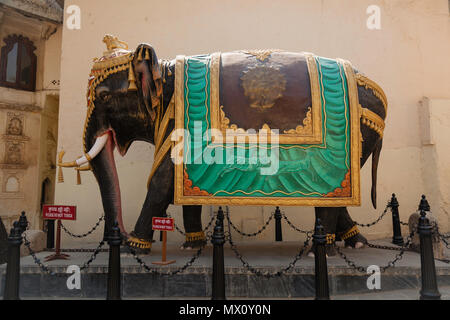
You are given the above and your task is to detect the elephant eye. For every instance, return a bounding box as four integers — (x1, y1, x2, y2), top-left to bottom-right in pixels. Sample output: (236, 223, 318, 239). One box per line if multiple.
(97, 87, 111, 102)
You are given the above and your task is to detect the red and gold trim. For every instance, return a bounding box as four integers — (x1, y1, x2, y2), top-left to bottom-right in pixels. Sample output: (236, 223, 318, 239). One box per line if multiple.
(183, 169, 211, 196)
(324, 171, 351, 198)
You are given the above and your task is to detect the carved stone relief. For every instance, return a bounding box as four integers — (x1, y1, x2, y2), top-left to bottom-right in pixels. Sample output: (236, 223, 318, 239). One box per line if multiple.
(5, 141, 24, 164)
(1, 111, 28, 170)
(6, 117, 23, 136)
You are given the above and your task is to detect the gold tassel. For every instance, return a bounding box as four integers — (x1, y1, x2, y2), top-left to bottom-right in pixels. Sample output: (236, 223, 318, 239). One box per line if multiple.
(76, 169, 81, 185)
(137, 47, 143, 61)
(58, 166, 64, 183)
(145, 48, 150, 60)
(57, 150, 65, 183)
(360, 131, 363, 159)
(128, 62, 137, 91)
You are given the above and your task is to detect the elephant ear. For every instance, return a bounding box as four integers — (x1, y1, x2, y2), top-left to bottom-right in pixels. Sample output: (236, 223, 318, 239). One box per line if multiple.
(133, 44, 162, 121)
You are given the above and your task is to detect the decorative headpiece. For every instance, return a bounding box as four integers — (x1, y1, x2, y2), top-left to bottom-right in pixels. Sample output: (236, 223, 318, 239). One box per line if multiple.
(83, 35, 137, 161)
(89, 35, 136, 97)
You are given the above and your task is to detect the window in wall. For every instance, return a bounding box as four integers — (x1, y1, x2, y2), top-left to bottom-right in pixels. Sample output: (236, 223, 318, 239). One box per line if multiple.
(0, 35, 37, 91)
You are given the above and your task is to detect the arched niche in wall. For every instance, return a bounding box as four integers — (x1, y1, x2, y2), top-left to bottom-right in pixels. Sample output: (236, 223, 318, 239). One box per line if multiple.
(5, 176, 19, 193)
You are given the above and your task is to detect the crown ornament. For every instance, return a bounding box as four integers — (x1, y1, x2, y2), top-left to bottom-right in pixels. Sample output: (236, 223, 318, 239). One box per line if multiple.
(102, 34, 129, 55)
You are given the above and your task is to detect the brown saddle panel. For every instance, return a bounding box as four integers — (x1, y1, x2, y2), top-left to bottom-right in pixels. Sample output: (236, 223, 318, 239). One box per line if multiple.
(219, 51, 312, 133)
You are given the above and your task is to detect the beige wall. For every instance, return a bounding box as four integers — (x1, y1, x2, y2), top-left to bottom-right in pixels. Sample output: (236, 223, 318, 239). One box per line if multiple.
(56, 0, 450, 245)
(0, 7, 62, 231)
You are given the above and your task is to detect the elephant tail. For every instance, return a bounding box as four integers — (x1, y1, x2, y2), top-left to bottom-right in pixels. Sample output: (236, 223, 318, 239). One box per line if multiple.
(371, 138, 383, 209)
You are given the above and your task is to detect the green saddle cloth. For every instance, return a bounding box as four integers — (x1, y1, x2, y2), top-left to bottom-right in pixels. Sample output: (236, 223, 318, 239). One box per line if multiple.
(173, 53, 360, 206)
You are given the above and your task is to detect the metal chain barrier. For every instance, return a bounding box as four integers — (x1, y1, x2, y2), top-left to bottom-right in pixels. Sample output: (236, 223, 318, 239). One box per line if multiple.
(60, 215, 104, 238)
(45, 248, 108, 253)
(22, 232, 105, 276)
(226, 229, 311, 278)
(124, 236, 208, 275)
(438, 233, 450, 249)
(224, 210, 312, 278)
(335, 226, 417, 273)
(364, 223, 417, 252)
(166, 212, 216, 236)
(354, 203, 391, 227)
(281, 212, 313, 236)
(225, 208, 274, 237)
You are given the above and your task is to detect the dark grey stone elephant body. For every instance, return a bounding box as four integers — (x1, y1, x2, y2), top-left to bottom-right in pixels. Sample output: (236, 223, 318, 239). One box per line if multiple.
(60, 38, 386, 254)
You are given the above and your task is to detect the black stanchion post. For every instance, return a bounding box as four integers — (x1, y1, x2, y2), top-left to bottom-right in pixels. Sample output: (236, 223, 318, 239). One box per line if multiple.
(274, 207, 283, 242)
(107, 222, 122, 300)
(4, 221, 23, 300)
(46, 220, 55, 249)
(313, 218, 330, 300)
(18, 212, 28, 234)
(390, 194, 404, 245)
(418, 195, 441, 300)
(211, 207, 225, 300)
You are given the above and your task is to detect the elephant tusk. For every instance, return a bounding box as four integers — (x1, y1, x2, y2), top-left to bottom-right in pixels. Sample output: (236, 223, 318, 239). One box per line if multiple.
(75, 133, 109, 167)
(57, 133, 109, 183)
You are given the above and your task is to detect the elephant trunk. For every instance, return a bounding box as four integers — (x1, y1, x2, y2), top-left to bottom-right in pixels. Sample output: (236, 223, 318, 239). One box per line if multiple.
(89, 131, 127, 240)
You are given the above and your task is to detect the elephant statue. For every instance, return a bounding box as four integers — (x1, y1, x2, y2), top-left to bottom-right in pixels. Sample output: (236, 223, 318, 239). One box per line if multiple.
(59, 35, 387, 255)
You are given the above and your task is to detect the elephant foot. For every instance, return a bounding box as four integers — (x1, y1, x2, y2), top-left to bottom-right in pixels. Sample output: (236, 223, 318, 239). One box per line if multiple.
(307, 234, 337, 257)
(180, 231, 207, 250)
(340, 225, 367, 249)
(180, 239, 207, 250)
(344, 232, 367, 249)
(126, 234, 152, 255)
(307, 244, 336, 258)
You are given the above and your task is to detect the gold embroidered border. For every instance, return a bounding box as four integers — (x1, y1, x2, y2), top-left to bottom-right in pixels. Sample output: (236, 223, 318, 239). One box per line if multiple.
(146, 95, 175, 188)
(356, 73, 388, 114)
(174, 55, 186, 204)
(339, 58, 361, 207)
(127, 236, 152, 249)
(360, 107, 385, 138)
(185, 231, 206, 242)
(340, 225, 360, 240)
(326, 233, 336, 245)
(209, 52, 323, 144)
(241, 49, 283, 62)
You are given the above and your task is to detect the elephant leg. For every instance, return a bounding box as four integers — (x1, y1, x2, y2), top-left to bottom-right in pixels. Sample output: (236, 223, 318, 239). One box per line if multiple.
(180, 205, 206, 250)
(127, 154, 174, 254)
(308, 207, 339, 257)
(335, 207, 367, 249)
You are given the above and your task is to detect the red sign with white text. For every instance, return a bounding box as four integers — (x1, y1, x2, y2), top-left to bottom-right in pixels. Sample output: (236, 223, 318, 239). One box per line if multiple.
(43, 205, 76, 220)
(152, 217, 174, 231)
